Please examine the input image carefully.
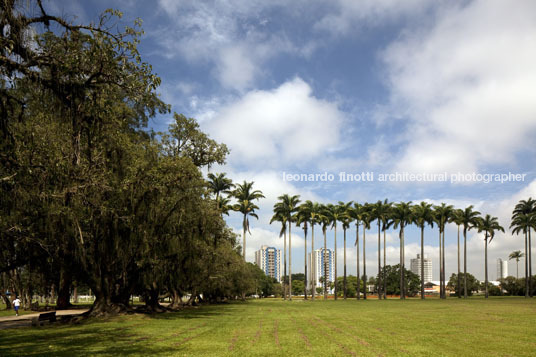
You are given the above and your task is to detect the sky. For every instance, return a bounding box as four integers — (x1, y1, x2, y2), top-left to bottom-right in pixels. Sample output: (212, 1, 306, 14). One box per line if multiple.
(50, 0, 536, 281)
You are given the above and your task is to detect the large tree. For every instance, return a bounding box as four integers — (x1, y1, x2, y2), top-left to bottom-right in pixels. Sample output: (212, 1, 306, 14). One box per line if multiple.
(459, 206, 481, 298)
(233, 181, 264, 260)
(509, 250, 524, 279)
(477, 214, 504, 298)
(387, 202, 413, 299)
(433, 203, 454, 299)
(510, 212, 535, 298)
(412, 202, 434, 299)
(512, 198, 535, 297)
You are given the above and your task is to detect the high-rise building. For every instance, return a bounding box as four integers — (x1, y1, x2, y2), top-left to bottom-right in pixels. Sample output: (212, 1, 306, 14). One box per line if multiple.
(497, 258, 508, 279)
(255, 245, 281, 282)
(410, 254, 432, 283)
(308, 248, 335, 291)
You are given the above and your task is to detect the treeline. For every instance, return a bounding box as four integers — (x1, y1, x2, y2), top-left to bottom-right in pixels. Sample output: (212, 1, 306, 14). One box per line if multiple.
(0, 1, 263, 315)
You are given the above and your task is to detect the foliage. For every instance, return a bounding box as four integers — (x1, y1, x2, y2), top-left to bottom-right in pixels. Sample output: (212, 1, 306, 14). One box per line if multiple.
(447, 273, 480, 297)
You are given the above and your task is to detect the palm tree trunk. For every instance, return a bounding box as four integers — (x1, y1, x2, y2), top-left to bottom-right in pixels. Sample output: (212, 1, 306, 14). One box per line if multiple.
(402, 227, 406, 299)
(421, 226, 425, 299)
(334, 225, 338, 300)
(383, 228, 387, 299)
(378, 221, 382, 300)
(442, 230, 446, 299)
(399, 228, 403, 299)
(464, 229, 468, 299)
(525, 231, 529, 298)
(438, 227, 442, 298)
(243, 215, 247, 260)
(363, 227, 367, 300)
(343, 228, 347, 300)
(311, 225, 315, 301)
(529, 229, 532, 297)
(356, 223, 360, 300)
(485, 234, 489, 298)
(289, 220, 292, 301)
(304, 226, 308, 300)
(457, 225, 461, 298)
(283, 230, 287, 300)
(324, 231, 327, 300)
(516, 258, 519, 280)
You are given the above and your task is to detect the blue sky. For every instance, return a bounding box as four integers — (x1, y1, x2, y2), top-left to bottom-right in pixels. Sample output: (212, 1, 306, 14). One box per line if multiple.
(54, 0, 536, 281)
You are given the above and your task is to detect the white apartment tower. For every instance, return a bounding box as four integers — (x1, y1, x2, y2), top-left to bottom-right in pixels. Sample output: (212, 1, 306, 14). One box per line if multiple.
(410, 254, 432, 283)
(497, 258, 508, 280)
(308, 248, 335, 291)
(255, 245, 281, 282)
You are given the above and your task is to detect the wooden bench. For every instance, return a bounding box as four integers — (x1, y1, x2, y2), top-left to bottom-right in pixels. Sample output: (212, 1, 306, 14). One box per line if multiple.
(32, 311, 57, 326)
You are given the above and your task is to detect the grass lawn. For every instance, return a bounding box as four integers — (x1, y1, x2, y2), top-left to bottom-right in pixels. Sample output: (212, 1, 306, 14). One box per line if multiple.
(1, 297, 535, 356)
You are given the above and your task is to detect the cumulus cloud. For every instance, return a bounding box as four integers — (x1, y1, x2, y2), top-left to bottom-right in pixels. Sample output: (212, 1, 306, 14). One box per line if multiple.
(379, 0, 536, 173)
(203, 78, 345, 166)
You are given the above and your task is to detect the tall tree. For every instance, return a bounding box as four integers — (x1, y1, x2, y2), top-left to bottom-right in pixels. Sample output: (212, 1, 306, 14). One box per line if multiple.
(296, 201, 313, 300)
(270, 209, 288, 300)
(512, 198, 535, 297)
(459, 206, 481, 298)
(434, 203, 454, 299)
(509, 250, 524, 279)
(319, 206, 330, 300)
(477, 214, 504, 298)
(274, 194, 300, 300)
(412, 202, 434, 299)
(233, 181, 264, 260)
(510, 212, 535, 298)
(347, 203, 364, 299)
(387, 202, 413, 299)
(450, 209, 464, 298)
(339, 201, 353, 299)
(325, 203, 345, 300)
(309, 202, 322, 300)
(207, 173, 234, 206)
(361, 204, 372, 299)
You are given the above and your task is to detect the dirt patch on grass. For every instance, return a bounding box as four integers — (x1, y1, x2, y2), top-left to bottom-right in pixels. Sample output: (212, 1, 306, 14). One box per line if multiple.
(172, 323, 208, 347)
(251, 320, 263, 345)
(228, 330, 240, 351)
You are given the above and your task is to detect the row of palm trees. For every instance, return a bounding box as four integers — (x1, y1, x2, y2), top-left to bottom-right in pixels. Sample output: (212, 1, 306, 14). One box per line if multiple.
(207, 173, 534, 300)
(270, 195, 535, 300)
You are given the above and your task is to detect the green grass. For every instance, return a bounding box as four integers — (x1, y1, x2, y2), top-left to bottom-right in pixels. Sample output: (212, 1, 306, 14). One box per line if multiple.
(0, 304, 34, 317)
(1, 297, 535, 356)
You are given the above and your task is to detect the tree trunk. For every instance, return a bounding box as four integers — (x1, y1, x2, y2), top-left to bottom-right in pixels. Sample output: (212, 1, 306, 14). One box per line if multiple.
(1, 292, 11, 309)
(356, 223, 360, 300)
(289, 219, 292, 301)
(464, 229, 468, 298)
(439, 228, 443, 299)
(529, 229, 532, 297)
(56, 266, 73, 310)
(457, 225, 461, 298)
(363, 226, 367, 300)
(485, 235, 489, 298)
(242, 215, 247, 260)
(421, 226, 425, 299)
(383, 228, 387, 299)
(324, 231, 327, 300)
(304, 226, 308, 300)
(283, 230, 287, 300)
(377, 221, 382, 300)
(334, 225, 337, 300)
(73, 286, 79, 304)
(442, 230, 446, 299)
(311, 225, 315, 301)
(525, 231, 529, 298)
(400, 227, 405, 299)
(343, 228, 347, 300)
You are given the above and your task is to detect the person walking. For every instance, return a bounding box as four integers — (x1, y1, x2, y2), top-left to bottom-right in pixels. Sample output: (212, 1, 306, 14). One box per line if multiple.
(13, 296, 21, 316)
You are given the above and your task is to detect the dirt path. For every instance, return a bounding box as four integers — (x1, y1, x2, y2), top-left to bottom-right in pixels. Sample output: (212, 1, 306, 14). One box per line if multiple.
(0, 309, 88, 330)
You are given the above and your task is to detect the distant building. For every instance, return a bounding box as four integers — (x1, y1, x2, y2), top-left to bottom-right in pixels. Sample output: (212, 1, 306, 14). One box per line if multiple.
(497, 258, 508, 279)
(410, 254, 432, 283)
(255, 245, 281, 282)
(308, 248, 335, 291)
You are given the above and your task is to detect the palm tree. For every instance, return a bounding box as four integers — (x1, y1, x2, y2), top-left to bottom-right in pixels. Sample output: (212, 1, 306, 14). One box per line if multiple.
(450, 209, 464, 298)
(347, 203, 363, 300)
(379, 200, 393, 299)
(325, 203, 345, 300)
(233, 181, 264, 260)
(207, 172, 234, 205)
(510, 212, 536, 298)
(296, 201, 313, 300)
(509, 250, 524, 279)
(412, 202, 434, 299)
(513, 198, 535, 297)
(361, 204, 372, 299)
(371, 200, 391, 299)
(387, 201, 413, 299)
(270, 209, 288, 300)
(274, 194, 300, 301)
(339, 201, 353, 300)
(319, 206, 330, 300)
(434, 203, 454, 299)
(459, 205, 481, 298)
(309, 202, 322, 301)
(477, 214, 504, 298)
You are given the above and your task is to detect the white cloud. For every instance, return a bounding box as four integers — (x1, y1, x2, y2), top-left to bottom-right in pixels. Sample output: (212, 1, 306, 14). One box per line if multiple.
(380, 0, 536, 173)
(203, 78, 344, 166)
